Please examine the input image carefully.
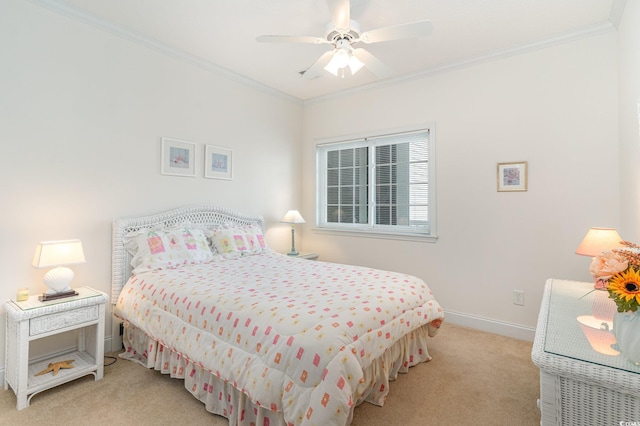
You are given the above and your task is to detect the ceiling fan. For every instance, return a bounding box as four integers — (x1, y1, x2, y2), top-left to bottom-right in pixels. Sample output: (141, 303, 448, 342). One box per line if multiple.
(256, 0, 433, 80)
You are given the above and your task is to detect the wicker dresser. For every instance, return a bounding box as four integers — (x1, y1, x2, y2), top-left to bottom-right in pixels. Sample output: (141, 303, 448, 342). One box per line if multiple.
(532, 279, 640, 425)
(3, 287, 108, 409)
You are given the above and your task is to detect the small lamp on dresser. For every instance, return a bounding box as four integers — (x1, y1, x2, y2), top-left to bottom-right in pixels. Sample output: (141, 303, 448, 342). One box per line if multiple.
(575, 227, 623, 351)
(32, 239, 85, 300)
(281, 210, 306, 256)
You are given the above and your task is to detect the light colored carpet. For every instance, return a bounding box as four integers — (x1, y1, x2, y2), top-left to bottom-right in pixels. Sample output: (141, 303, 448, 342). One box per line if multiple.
(0, 323, 540, 425)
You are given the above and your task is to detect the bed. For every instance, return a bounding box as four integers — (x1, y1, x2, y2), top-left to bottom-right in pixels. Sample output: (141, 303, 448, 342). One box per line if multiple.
(111, 205, 444, 425)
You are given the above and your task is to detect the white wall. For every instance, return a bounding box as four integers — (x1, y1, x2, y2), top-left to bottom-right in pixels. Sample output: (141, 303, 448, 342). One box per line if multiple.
(301, 32, 620, 338)
(618, 1, 640, 241)
(0, 0, 302, 367)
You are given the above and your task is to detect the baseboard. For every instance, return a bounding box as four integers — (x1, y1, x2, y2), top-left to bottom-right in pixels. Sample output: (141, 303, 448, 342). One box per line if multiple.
(443, 309, 536, 342)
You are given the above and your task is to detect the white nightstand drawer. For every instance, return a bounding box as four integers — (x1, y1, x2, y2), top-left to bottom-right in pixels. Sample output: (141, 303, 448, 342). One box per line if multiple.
(29, 305, 99, 336)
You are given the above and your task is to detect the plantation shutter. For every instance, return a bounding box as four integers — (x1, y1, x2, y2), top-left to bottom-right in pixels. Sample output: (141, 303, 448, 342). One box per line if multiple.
(371, 130, 430, 232)
(325, 140, 369, 225)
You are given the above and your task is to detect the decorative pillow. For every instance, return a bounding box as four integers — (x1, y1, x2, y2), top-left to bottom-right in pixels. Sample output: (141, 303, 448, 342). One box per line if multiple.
(210, 223, 268, 257)
(124, 224, 214, 273)
(242, 223, 268, 254)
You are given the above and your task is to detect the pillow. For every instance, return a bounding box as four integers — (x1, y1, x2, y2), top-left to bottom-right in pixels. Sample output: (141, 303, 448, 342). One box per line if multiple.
(241, 223, 268, 254)
(124, 224, 214, 273)
(210, 223, 268, 257)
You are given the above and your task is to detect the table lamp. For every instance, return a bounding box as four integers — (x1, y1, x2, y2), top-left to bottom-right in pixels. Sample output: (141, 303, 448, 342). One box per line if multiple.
(575, 227, 622, 348)
(281, 210, 305, 256)
(32, 239, 85, 301)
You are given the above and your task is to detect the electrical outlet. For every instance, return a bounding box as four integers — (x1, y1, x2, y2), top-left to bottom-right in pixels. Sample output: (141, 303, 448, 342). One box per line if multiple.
(513, 289, 525, 306)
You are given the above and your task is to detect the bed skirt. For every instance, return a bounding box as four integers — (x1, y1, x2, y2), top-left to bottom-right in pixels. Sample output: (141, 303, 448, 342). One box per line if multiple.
(120, 322, 437, 425)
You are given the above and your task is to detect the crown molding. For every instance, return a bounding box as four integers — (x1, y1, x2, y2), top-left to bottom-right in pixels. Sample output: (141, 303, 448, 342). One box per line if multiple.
(305, 20, 616, 105)
(27, 0, 618, 107)
(609, 0, 628, 28)
(27, 0, 302, 106)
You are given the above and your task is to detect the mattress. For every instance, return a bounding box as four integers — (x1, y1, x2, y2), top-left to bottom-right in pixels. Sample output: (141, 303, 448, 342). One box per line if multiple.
(114, 251, 444, 425)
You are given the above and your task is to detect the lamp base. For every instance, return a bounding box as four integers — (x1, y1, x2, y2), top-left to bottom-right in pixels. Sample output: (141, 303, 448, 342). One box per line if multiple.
(39, 289, 79, 302)
(43, 266, 75, 293)
(287, 227, 299, 257)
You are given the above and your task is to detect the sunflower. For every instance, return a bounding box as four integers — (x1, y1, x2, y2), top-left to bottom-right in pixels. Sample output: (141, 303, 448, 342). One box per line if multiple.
(607, 267, 640, 312)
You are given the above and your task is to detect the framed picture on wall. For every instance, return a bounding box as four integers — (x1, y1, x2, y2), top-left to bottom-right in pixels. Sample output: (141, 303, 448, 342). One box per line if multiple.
(205, 145, 233, 180)
(161, 138, 196, 177)
(497, 161, 527, 192)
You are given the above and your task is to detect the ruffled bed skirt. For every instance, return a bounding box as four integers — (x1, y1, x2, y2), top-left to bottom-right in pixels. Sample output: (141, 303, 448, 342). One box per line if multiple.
(120, 323, 436, 425)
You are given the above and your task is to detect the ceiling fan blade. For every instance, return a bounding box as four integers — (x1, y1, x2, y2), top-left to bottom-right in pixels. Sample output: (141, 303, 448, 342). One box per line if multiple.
(360, 20, 433, 44)
(327, 0, 350, 31)
(301, 50, 336, 80)
(256, 35, 328, 44)
(352, 48, 392, 79)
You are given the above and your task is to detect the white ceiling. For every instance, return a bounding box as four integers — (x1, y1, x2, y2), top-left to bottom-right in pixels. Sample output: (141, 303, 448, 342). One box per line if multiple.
(39, 0, 620, 101)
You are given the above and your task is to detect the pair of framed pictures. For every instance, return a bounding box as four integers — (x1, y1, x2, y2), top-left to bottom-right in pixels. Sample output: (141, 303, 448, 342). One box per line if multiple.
(160, 137, 232, 180)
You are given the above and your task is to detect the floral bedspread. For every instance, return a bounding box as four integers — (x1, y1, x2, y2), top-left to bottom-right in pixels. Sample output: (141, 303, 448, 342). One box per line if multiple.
(114, 252, 444, 425)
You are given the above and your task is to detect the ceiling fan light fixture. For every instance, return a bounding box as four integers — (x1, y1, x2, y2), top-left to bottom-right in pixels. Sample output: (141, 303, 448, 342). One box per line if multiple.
(324, 47, 358, 77)
(324, 58, 340, 76)
(348, 54, 364, 75)
(334, 48, 350, 67)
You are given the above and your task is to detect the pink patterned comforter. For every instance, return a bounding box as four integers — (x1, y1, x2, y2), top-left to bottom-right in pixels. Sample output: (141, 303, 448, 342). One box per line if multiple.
(114, 252, 444, 425)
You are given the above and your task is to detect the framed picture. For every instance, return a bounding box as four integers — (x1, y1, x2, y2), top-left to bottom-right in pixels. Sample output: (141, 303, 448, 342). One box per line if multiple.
(497, 161, 527, 192)
(205, 145, 233, 180)
(161, 138, 196, 177)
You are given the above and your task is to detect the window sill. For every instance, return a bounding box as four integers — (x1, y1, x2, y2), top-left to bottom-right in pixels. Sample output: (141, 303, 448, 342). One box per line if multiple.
(311, 227, 438, 243)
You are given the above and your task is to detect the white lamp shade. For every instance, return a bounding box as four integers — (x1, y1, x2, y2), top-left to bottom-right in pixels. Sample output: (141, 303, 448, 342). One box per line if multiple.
(324, 56, 341, 76)
(33, 240, 85, 295)
(33, 239, 86, 268)
(324, 49, 350, 75)
(281, 210, 306, 224)
(348, 54, 364, 74)
(575, 228, 623, 257)
(325, 47, 364, 77)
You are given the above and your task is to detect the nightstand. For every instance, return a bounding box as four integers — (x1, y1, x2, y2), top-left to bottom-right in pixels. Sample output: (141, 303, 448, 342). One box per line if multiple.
(3, 286, 108, 410)
(292, 252, 319, 260)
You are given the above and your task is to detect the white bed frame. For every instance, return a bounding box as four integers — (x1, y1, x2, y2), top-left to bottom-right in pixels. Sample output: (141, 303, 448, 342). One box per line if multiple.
(110, 205, 264, 350)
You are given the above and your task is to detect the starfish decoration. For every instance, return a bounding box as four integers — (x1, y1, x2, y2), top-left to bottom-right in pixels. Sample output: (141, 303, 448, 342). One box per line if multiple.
(35, 359, 75, 376)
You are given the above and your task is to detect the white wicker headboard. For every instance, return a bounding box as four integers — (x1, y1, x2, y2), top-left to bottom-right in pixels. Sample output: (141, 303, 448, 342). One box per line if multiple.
(111, 205, 265, 303)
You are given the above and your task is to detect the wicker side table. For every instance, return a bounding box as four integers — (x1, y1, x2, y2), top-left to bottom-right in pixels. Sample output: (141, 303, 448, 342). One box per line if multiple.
(3, 287, 108, 410)
(532, 279, 640, 425)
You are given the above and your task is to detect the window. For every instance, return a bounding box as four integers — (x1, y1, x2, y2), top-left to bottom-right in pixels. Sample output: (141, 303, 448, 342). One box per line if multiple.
(316, 127, 436, 240)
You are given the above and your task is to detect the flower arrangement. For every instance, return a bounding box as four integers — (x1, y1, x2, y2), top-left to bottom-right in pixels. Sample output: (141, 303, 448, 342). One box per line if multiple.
(590, 241, 640, 313)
